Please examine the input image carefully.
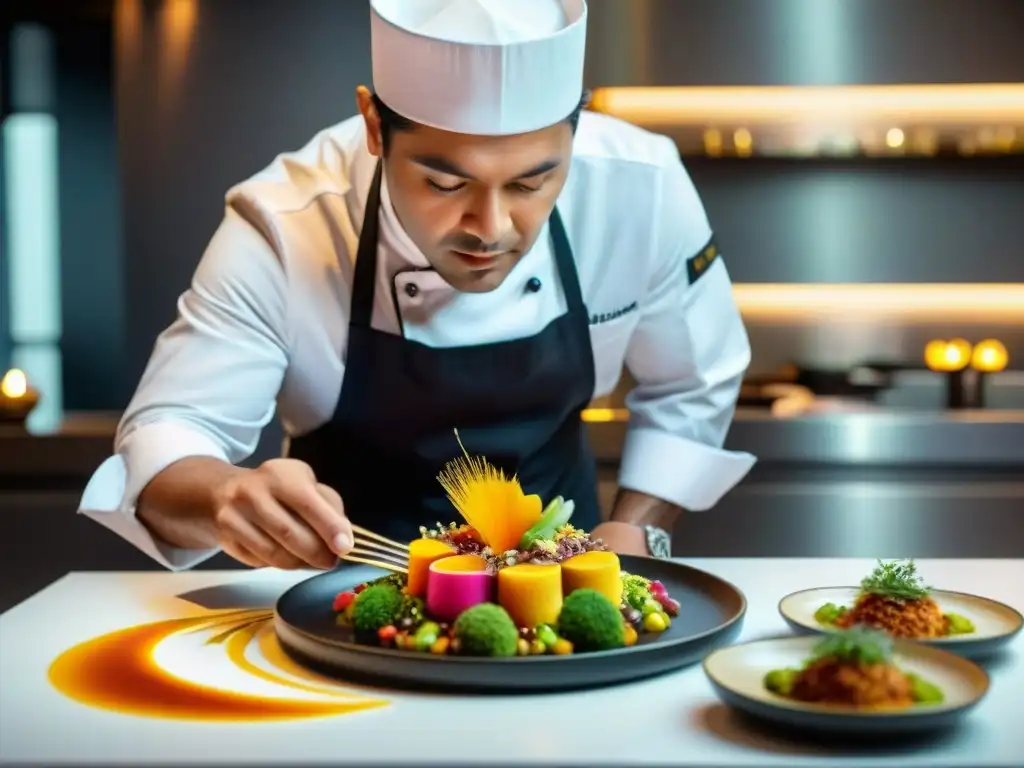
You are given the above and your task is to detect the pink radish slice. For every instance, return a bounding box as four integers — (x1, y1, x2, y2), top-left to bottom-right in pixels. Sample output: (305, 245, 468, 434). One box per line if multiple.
(425, 555, 494, 622)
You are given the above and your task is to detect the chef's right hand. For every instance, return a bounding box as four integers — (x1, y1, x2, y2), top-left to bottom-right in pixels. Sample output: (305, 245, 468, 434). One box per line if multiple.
(213, 458, 353, 570)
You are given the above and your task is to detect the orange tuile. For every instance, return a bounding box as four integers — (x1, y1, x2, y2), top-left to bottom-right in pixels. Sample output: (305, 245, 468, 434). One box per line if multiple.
(437, 430, 544, 553)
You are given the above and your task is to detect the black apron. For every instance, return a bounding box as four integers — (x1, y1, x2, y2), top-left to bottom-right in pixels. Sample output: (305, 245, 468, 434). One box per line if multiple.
(288, 161, 600, 543)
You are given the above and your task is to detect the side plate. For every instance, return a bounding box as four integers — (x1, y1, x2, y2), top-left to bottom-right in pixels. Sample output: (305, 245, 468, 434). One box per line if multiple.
(704, 635, 990, 735)
(778, 586, 1023, 659)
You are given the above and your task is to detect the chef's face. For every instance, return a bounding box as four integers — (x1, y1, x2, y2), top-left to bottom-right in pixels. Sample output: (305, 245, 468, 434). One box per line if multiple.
(357, 87, 574, 293)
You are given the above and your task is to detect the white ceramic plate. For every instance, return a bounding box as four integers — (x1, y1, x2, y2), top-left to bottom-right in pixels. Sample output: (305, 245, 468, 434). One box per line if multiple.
(703, 635, 990, 734)
(778, 587, 1023, 658)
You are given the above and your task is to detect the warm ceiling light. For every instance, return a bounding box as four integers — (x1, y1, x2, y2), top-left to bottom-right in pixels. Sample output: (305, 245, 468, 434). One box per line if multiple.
(588, 84, 1024, 126)
(924, 339, 973, 372)
(924, 340, 948, 371)
(733, 127, 753, 155)
(971, 339, 1009, 373)
(703, 128, 723, 155)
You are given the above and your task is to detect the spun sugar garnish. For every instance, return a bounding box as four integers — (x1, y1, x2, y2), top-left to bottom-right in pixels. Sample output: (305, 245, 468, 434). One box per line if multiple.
(436, 429, 542, 554)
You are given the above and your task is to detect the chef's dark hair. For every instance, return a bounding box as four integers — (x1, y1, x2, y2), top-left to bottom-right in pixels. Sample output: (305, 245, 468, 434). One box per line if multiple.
(372, 91, 592, 153)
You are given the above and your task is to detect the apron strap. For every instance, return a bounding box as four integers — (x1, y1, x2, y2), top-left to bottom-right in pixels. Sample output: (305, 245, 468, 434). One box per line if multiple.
(547, 207, 586, 316)
(350, 160, 385, 330)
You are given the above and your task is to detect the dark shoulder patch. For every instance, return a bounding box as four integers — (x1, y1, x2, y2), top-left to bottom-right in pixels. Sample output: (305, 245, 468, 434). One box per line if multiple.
(686, 236, 720, 285)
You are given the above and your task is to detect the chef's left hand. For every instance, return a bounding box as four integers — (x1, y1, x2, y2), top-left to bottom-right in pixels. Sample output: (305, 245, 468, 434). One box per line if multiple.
(589, 521, 649, 556)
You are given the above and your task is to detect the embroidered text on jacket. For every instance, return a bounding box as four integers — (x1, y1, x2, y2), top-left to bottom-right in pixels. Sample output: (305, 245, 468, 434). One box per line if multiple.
(589, 301, 638, 326)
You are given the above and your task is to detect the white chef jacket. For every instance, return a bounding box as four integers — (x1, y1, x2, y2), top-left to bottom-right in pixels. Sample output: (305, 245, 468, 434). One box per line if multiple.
(78, 110, 756, 570)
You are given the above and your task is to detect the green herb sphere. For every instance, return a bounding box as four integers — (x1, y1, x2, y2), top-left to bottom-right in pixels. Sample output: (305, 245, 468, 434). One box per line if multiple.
(352, 584, 403, 634)
(452, 603, 519, 657)
(557, 588, 626, 652)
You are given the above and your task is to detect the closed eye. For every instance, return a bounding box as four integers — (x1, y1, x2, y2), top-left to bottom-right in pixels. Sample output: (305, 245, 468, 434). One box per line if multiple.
(427, 179, 465, 194)
(427, 179, 543, 194)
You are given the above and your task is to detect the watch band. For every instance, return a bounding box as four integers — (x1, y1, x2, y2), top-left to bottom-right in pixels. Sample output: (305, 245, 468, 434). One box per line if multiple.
(643, 524, 672, 559)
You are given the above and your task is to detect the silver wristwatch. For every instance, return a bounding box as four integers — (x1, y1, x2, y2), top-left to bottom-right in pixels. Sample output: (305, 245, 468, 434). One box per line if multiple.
(643, 525, 672, 559)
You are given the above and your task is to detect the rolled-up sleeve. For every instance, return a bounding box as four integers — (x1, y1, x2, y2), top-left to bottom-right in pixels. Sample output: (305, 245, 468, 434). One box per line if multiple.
(617, 141, 756, 511)
(77, 207, 290, 569)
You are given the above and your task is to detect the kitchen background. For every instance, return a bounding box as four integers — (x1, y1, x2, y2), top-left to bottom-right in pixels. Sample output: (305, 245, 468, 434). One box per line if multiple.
(1, 0, 1022, 611)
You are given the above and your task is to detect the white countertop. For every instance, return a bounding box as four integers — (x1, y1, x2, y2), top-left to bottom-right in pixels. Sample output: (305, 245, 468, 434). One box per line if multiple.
(1, 559, 1021, 767)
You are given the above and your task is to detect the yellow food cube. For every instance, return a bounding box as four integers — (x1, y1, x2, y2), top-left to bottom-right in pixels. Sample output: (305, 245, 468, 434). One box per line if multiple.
(560, 550, 623, 604)
(497, 563, 563, 628)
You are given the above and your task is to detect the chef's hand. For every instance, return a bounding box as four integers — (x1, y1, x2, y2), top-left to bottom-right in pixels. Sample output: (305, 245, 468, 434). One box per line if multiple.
(589, 521, 650, 557)
(212, 458, 353, 570)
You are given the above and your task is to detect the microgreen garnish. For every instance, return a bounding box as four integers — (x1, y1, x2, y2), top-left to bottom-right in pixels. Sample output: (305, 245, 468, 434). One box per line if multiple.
(809, 626, 894, 665)
(860, 559, 930, 601)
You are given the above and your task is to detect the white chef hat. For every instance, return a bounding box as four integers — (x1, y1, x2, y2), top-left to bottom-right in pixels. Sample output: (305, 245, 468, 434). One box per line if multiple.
(369, 0, 588, 136)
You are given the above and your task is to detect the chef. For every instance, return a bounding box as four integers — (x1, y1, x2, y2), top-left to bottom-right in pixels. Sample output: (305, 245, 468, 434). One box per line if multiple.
(78, 0, 756, 571)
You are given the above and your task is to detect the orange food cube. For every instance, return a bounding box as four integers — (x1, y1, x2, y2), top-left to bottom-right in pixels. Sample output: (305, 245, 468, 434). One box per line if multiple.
(406, 537, 456, 597)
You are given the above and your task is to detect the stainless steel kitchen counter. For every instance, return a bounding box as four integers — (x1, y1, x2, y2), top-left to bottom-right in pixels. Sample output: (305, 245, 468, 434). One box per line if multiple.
(587, 408, 1024, 466)
(585, 408, 1024, 559)
(2, 411, 1020, 608)
(1, 408, 1022, 490)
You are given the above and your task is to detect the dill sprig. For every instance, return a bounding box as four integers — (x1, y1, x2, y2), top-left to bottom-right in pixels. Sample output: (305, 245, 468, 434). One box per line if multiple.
(809, 626, 894, 665)
(859, 559, 930, 601)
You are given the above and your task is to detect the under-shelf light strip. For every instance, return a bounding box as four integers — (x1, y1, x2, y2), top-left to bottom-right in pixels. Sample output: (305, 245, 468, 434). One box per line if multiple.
(588, 84, 1024, 125)
(732, 284, 1024, 321)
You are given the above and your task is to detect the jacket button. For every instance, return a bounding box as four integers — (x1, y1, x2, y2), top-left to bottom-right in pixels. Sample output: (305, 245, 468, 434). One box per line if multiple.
(526, 277, 542, 293)
(404, 282, 419, 298)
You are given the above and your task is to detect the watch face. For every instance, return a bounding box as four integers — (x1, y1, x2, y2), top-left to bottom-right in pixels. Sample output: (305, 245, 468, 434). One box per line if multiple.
(645, 526, 672, 558)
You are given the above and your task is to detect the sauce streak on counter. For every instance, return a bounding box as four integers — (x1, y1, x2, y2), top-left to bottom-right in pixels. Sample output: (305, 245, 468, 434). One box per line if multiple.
(47, 611, 388, 721)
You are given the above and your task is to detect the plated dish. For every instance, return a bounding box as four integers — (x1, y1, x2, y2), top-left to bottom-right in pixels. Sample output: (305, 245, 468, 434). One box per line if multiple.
(778, 559, 1023, 658)
(331, 514, 678, 658)
(814, 560, 974, 638)
(274, 431, 746, 691)
(704, 628, 990, 735)
(331, 432, 678, 657)
(764, 626, 945, 709)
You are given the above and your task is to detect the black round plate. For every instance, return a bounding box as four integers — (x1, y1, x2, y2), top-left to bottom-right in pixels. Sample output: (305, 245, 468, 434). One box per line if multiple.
(274, 555, 747, 693)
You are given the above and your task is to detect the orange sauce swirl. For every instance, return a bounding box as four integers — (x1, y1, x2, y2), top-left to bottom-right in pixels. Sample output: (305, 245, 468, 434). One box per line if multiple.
(47, 611, 388, 721)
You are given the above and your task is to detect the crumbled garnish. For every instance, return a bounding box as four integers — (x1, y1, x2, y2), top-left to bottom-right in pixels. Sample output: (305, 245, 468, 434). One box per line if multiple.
(465, 531, 607, 574)
(428, 524, 486, 555)
(533, 539, 557, 555)
(555, 524, 586, 541)
(415, 519, 605, 574)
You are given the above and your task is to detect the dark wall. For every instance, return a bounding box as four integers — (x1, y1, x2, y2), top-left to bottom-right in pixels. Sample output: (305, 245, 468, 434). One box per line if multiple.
(586, 0, 1024, 86)
(1, 5, 126, 408)
(112, 0, 376, 459)
(687, 156, 1024, 284)
(654, 0, 1024, 86)
(117, 1, 372, 397)
(56, 16, 127, 409)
